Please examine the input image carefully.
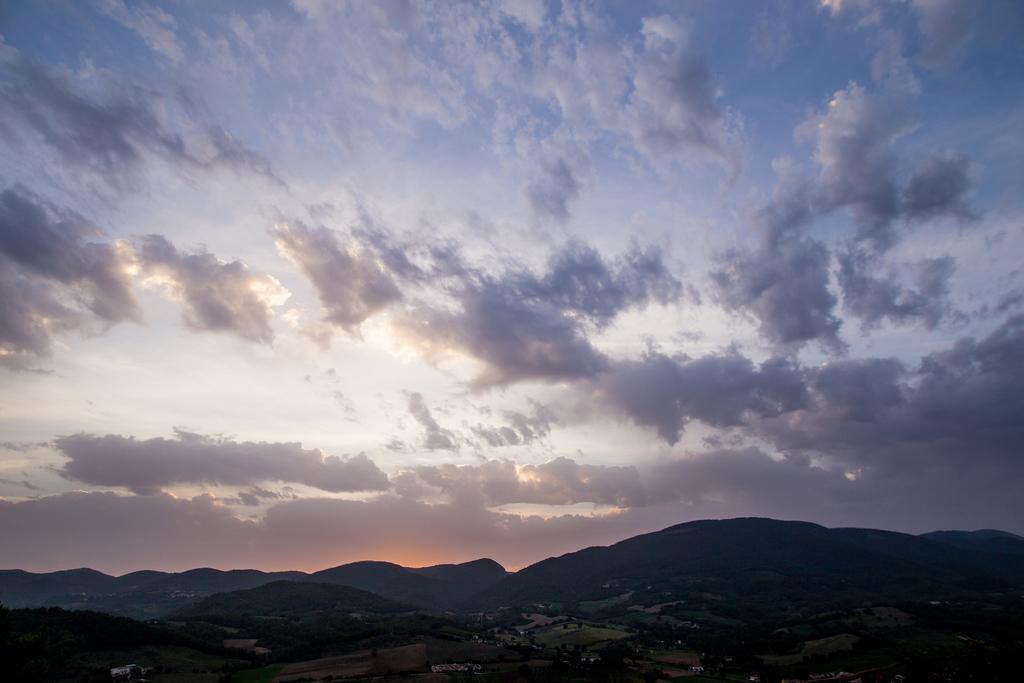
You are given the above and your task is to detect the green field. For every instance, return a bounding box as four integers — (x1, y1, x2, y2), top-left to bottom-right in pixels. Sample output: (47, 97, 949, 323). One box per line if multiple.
(760, 632, 860, 666)
(231, 664, 282, 683)
(534, 623, 632, 647)
(578, 592, 634, 613)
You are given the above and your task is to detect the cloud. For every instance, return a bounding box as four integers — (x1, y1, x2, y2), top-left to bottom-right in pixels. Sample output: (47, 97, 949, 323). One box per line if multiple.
(592, 350, 807, 444)
(0, 187, 138, 368)
(911, 0, 976, 66)
(291, 0, 466, 134)
(398, 457, 649, 508)
(234, 486, 293, 507)
(136, 234, 288, 343)
(714, 91, 975, 349)
(756, 314, 1024, 475)
(499, 0, 546, 32)
(404, 282, 609, 387)
(55, 429, 390, 494)
(837, 249, 961, 330)
(526, 156, 581, 224)
(471, 402, 555, 447)
(0, 491, 258, 573)
(799, 84, 975, 251)
(628, 15, 735, 169)
(0, 489, 662, 574)
(713, 231, 843, 352)
(809, 357, 906, 422)
(399, 240, 682, 387)
(407, 392, 458, 451)
(8, 434, 1024, 574)
(273, 221, 402, 331)
(0, 188, 287, 366)
(800, 82, 917, 249)
(901, 153, 975, 221)
(712, 163, 844, 351)
(98, 0, 186, 63)
(0, 56, 279, 189)
(818, 0, 876, 17)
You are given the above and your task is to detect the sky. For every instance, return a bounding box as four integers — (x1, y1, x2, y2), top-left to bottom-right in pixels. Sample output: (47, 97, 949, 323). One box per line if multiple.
(1, 0, 1023, 575)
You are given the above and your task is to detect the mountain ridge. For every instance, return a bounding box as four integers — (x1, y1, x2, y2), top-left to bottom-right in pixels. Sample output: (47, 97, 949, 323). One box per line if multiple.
(4, 518, 1024, 620)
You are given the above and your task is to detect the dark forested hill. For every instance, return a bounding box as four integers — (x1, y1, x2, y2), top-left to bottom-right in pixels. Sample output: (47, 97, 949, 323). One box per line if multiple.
(5, 520, 1024, 621)
(177, 580, 411, 619)
(0, 558, 506, 615)
(0, 568, 117, 608)
(470, 518, 1024, 617)
(921, 529, 1024, 556)
(310, 558, 507, 608)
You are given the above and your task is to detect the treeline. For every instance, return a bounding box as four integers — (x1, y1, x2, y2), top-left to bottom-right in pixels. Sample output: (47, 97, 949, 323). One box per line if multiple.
(0, 604, 228, 682)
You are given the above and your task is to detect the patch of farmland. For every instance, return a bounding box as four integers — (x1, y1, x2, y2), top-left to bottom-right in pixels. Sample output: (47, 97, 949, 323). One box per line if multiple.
(534, 623, 632, 648)
(578, 592, 633, 613)
(649, 649, 701, 667)
(420, 636, 519, 663)
(759, 632, 859, 666)
(628, 600, 686, 614)
(274, 643, 426, 681)
(516, 612, 571, 629)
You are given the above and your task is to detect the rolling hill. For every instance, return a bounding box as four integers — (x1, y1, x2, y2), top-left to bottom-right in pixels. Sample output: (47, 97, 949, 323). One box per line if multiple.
(310, 557, 507, 608)
(0, 558, 506, 615)
(469, 518, 1024, 618)
(921, 529, 1024, 556)
(5, 519, 1024, 622)
(177, 580, 411, 619)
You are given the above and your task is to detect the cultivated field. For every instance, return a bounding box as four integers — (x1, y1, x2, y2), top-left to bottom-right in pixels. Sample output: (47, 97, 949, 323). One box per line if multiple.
(274, 637, 519, 681)
(275, 643, 427, 681)
(533, 623, 632, 648)
(649, 649, 701, 667)
(760, 632, 860, 666)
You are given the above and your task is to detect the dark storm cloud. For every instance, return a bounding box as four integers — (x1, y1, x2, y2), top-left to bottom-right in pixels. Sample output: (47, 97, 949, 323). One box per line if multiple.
(0, 187, 138, 368)
(55, 430, 390, 494)
(273, 221, 402, 330)
(135, 234, 285, 343)
(0, 56, 279, 188)
(401, 240, 682, 387)
(593, 350, 807, 444)
(756, 314, 1024, 473)
(407, 392, 458, 451)
(837, 249, 960, 330)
